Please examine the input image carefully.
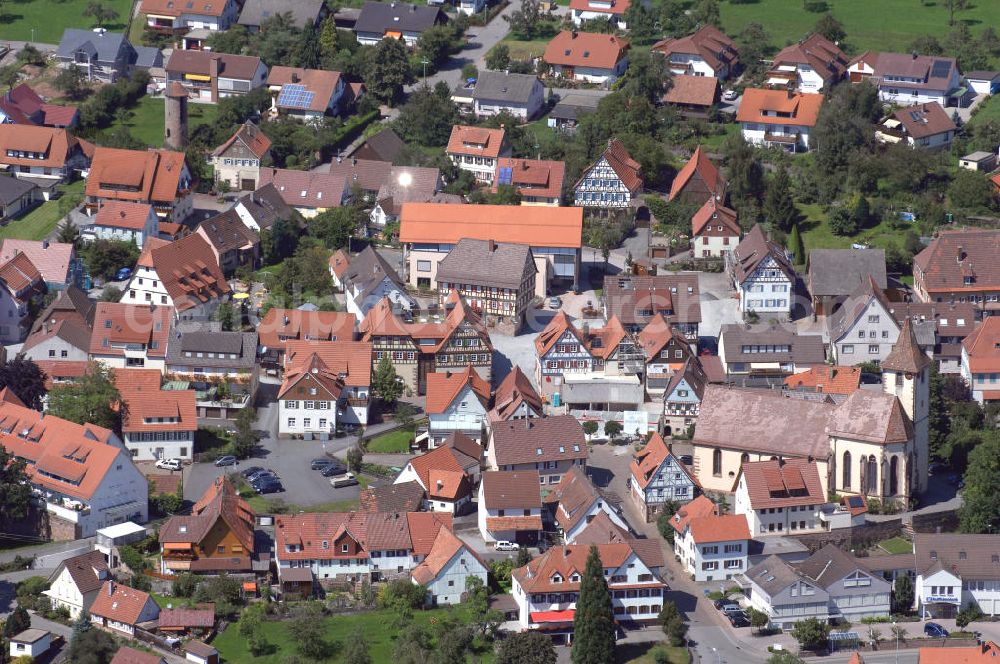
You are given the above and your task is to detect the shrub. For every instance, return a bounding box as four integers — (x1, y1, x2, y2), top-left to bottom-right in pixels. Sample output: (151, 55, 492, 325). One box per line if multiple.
(172, 573, 199, 598)
(803, 0, 829, 11)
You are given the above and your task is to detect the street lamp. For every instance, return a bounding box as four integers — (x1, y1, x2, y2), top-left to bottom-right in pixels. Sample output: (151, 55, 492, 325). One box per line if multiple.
(421, 58, 430, 86)
(893, 621, 899, 664)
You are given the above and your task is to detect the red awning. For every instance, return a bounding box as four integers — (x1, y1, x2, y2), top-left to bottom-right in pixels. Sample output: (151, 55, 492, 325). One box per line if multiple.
(531, 610, 575, 623)
(242, 582, 257, 592)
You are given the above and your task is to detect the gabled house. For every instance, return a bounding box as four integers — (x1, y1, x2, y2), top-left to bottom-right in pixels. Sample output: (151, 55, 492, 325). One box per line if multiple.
(355, 128, 406, 163)
(637, 314, 695, 396)
(768, 33, 847, 91)
(425, 365, 491, 445)
(961, 316, 1000, 405)
(795, 544, 891, 621)
(232, 184, 295, 233)
(848, 51, 965, 106)
(827, 276, 899, 365)
(691, 197, 739, 258)
(478, 470, 543, 544)
(913, 229, 1000, 315)
(0, 85, 79, 128)
(83, 202, 159, 248)
(486, 415, 588, 485)
(337, 245, 416, 318)
(436, 239, 537, 330)
(736, 88, 824, 152)
(493, 158, 565, 206)
(159, 477, 256, 574)
(913, 533, 1000, 618)
(662, 356, 708, 436)
(257, 308, 356, 369)
(876, 102, 957, 150)
(572, 138, 642, 210)
(718, 323, 826, 377)
(672, 495, 750, 582)
(360, 480, 426, 514)
(584, 315, 645, 377)
(784, 365, 862, 397)
(258, 168, 349, 218)
(210, 121, 271, 192)
(360, 292, 492, 394)
(446, 125, 510, 184)
(165, 329, 258, 420)
(353, 1, 448, 46)
(663, 75, 719, 117)
(547, 94, 600, 133)
(395, 436, 479, 513)
(511, 542, 666, 638)
(88, 302, 172, 371)
(733, 458, 827, 537)
(885, 300, 969, 373)
(195, 209, 260, 275)
(740, 555, 830, 630)
(267, 67, 346, 122)
(0, 239, 78, 290)
(85, 147, 193, 223)
(141, 0, 241, 32)
(603, 273, 701, 338)
(0, 251, 44, 343)
(410, 527, 488, 606)
(90, 581, 159, 636)
(569, 0, 629, 28)
(0, 177, 38, 222)
(652, 25, 739, 80)
(0, 125, 92, 185)
(56, 29, 161, 84)
(114, 368, 197, 461)
(278, 340, 373, 435)
(21, 308, 92, 366)
(535, 310, 596, 388)
(668, 145, 726, 205)
(165, 51, 268, 103)
(629, 432, 698, 520)
(238, 0, 327, 31)
(44, 550, 110, 618)
(727, 224, 796, 318)
(120, 234, 231, 321)
(471, 70, 545, 121)
(370, 166, 448, 228)
(487, 366, 544, 426)
(544, 465, 629, 544)
(544, 31, 630, 85)
(807, 248, 887, 318)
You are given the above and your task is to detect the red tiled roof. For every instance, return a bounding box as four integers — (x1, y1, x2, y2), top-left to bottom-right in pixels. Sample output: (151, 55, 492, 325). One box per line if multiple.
(568, 0, 629, 15)
(112, 368, 196, 434)
(784, 365, 861, 395)
(259, 168, 347, 209)
(513, 543, 658, 594)
(0, 239, 75, 286)
(598, 138, 642, 193)
(652, 25, 739, 73)
(919, 641, 1000, 664)
(534, 310, 589, 356)
(145, 234, 231, 312)
(480, 470, 542, 510)
(691, 196, 739, 237)
(361, 292, 492, 356)
(489, 366, 542, 422)
(772, 33, 847, 85)
(663, 74, 718, 107)
(826, 390, 914, 445)
(736, 88, 824, 127)
(0, 251, 42, 294)
(544, 31, 629, 70)
(267, 67, 343, 113)
(110, 646, 163, 664)
(94, 201, 155, 232)
(669, 145, 723, 202)
(86, 147, 187, 206)
(892, 102, 956, 140)
(406, 445, 470, 493)
(158, 607, 214, 628)
(736, 458, 825, 510)
(89, 302, 172, 359)
(630, 432, 696, 490)
(212, 121, 271, 159)
(492, 158, 565, 200)
(90, 581, 156, 626)
(282, 340, 373, 388)
(486, 515, 543, 531)
(258, 308, 356, 352)
(141, 0, 229, 17)
(410, 527, 484, 585)
(688, 514, 750, 544)
(424, 365, 490, 414)
(962, 316, 1000, 373)
(915, 229, 1000, 294)
(446, 125, 506, 159)
(0, 124, 85, 169)
(399, 203, 583, 249)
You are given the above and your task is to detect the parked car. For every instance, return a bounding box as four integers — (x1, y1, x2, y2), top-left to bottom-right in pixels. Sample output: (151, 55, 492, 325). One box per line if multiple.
(248, 470, 278, 485)
(255, 479, 284, 494)
(679, 455, 694, 466)
(548, 296, 561, 309)
(241, 466, 265, 478)
(722, 89, 738, 101)
(728, 611, 750, 628)
(215, 455, 237, 467)
(320, 462, 348, 477)
(713, 599, 737, 611)
(494, 541, 520, 552)
(311, 458, 336, 470)
(115, 267, 132, 281)
(924, 623, 949, 638)
(330, 472, 359, 488)
(155, 458, 182, 471)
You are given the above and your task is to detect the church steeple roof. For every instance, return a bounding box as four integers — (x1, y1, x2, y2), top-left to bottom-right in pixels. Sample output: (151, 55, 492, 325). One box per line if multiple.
(882, 318, 930, 373)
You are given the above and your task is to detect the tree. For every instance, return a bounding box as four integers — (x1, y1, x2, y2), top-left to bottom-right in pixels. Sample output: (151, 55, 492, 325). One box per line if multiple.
(434, 619, 474, 664)
(948, 170, 996, 211)
(295, 22, 321, 69)
(891, 573, 914, 615)
(48, 361, 122, 432)
(418, 25, 455, 69)
(318, 16, 340, 67)
(748, 606, 770, 634)
(658, 601, 687, 646)
(466, 575, 503, 638)
(828, 206, 858, 237)
(582, 420, 599, 439)
(724, 135, 765, 207)
(504, 0, 545, 40)
(238, 603, 271, 656)
(691, 0, 720, 26)
(346, 445, 364, 473)
(79, 238, 139, 280)
(3, 605, 30, 637)
(68, 627, 118, 664)
(260, 217, 299, 266)
(603, 420, 623, 441)
(171, 573, 199, 598)
(57, 218, 80, 245)
(959, 436, 1000, 533)
(572, 545, 616, 664)
(232, 407, 260, 459)
(497, 631, 557, 664)
(344, 627, 373, 664)
(814, 14, 846, 43)
(945, 0, 968, 26)
(767, 653, 806, 664)
(791, 617, 831, 651)
(372, 355, 403, 404)
(0, 357, 48, 410)
(956, 602, 984, 628)
(656, 501, 681, 543)
(54, 66, 88, 100)
(366, 37, 415, 105)
(82, 0, 119, 27)
(762, 166, 800, 233)
(788, 221, 805, 265)
(486, 44, 511, 71)
(395, 83, 459, 148)
(620, 50, 671, 105)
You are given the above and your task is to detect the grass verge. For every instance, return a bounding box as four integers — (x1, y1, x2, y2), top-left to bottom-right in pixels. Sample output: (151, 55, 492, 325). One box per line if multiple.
(0, 0, 132, 43)
(0, 180, 84, 241)
(366, 428, 413, 453)
(878, 537, 913, 555)
(99, 97, 220, 148)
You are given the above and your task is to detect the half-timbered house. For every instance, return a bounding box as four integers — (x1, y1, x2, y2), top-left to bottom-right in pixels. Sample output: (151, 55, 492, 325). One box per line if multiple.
(726, 224, 796, 319)
(534, 311, 595, 393)
(572, 139, 642, 210)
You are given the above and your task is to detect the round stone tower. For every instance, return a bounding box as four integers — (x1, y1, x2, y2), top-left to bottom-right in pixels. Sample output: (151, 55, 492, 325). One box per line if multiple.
(164, 81, 188, 150)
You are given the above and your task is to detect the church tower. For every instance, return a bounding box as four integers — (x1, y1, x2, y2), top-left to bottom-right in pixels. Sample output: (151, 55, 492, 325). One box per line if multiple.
(882, 319, 931, 494)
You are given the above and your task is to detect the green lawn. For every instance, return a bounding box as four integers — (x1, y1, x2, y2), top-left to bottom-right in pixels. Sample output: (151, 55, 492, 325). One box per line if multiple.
(0, 0, 133, 43)
(244, 495, 360, 514)
(968, 93, 1000, 128)
(878, 537, 913, 555)
(498, 37, 552, 61)
(100, 97, 220, 149)
(624, 644, 691, 664)
(213, 606, 494, 663)
(720, 0, 1000, 59)
(367, 428, 414, 453)
(0, 180, 84, 241)
(796, 203, 913, 259)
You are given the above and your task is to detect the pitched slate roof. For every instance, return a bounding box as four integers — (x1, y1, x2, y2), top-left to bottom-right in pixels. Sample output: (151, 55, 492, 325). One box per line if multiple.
(354, 128, 405, 162)
(0, 177, 38, 208)
(472, 70, 541, 104)
(165, 51, 263, 80)
(736, 458, 825, 510)
(729, 224, 795, 285)
(603, 273, 702, 327)
(49, 550, 109, 594)
(772, 33, 847, 85)
(144, 234, 231, 311)
(212, 121, 271, 159)
(354, 0, 446, 33)
(808, 248, 887, 297)
(436, 238, 536, 290)
(57, 28, 129, 63)
(651, 25, 739, 73)
(544, 31, 629, 70)
(745, 555, 812, 596)
(490, 415, 587, 467)
(827, 275, 896, 343)
(236, 184, 294, 231)
(197, 209, 259, 255)
(720, 323, 826, 365)
(883, 318, 931, 373)
(480, 470, 541, 509)
(913, 532, 1000, 580)
(238, 0, 326, 28)
(795, 543, 879, 590)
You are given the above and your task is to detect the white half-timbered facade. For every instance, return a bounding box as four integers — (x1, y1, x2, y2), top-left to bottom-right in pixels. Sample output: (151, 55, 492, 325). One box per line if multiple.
(535, 312, 595, 386)
(572, 139, 642, 210)
(727, 225, 796, 319)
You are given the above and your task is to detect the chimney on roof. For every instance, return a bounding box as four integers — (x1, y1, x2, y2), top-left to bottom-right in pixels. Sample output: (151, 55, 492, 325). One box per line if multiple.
(563, 547, 570, 557)
(291, 72, 300, 84)
(283, 315, 290, 325)
(352, 157, 357, 166)
(488, 239, 496, 253)
(571, 30, 578, 39)
(957, 246, 965, 262)
(108, 580, 114, 595)
(42, 240, 49, 249)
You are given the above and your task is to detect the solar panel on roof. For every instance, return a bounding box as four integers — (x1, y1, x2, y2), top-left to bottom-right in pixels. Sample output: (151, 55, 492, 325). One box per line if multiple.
(277, 83, 316, 109)
(498, 167, 513, 185)
(909, 110, 922, 121)
(846, 496, 864, 508)
(930, 60, 951, 78)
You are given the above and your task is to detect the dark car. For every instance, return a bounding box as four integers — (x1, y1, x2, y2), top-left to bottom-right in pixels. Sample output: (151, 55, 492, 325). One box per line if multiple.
(311, 458, 336, 470)
(728, 611, 750, 628)
(255, 479, 284, 494)
(679, 455, 694, 466)
(320, 463, 348, 477)
(924, 623, 949, 638)
(215, 455, 237, 467)
(248, 471, 278, 485)
(241, 466, 265, 478)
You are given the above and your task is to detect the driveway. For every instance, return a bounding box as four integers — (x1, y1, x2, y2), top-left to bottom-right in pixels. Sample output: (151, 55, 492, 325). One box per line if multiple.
(698, 271, 741, 341)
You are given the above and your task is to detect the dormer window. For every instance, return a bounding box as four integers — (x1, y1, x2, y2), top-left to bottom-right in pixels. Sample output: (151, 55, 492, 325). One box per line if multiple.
(341, 543, 349, 553)
(551, 573, 563, 583)
(322, 540, 329, 549)
(959, 551, 967, 560)
(536, 448, 542, 455)
(570, 573, 580, 582)
(930, 550, 937, 561)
